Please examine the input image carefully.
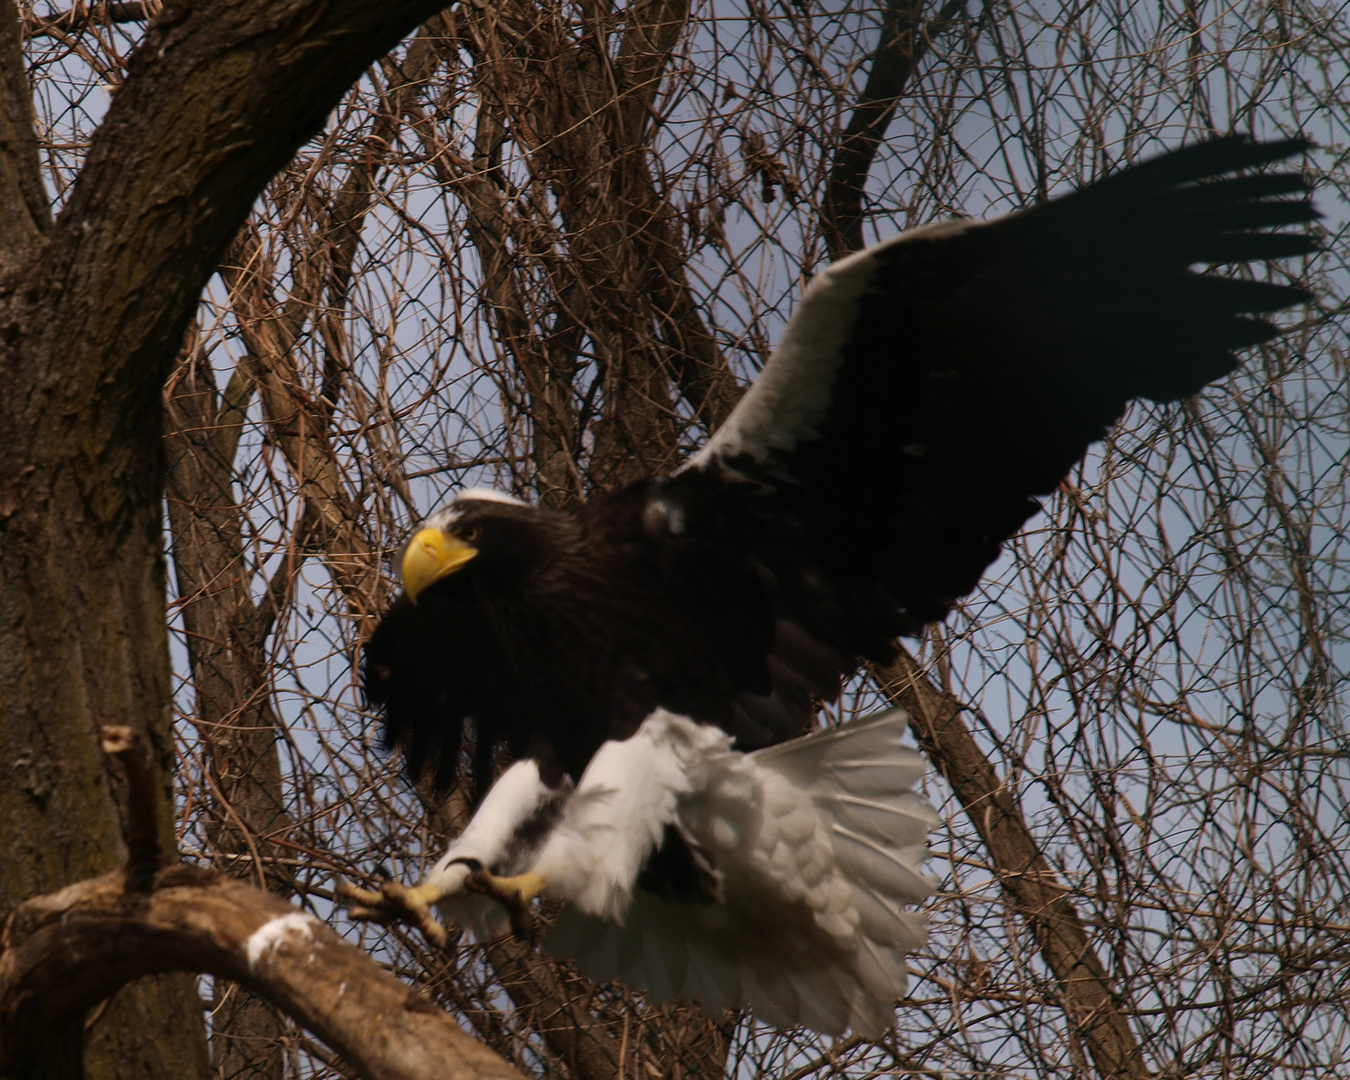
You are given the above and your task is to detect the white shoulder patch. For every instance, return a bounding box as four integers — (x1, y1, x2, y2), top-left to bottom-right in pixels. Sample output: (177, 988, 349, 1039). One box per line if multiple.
(685, 219, 972, 472)
(455, 486, 529, 507)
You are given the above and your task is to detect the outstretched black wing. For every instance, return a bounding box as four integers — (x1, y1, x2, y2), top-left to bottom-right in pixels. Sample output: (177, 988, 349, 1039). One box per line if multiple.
(676, 135, 1318, 671)
(367, 137, 1318, 791)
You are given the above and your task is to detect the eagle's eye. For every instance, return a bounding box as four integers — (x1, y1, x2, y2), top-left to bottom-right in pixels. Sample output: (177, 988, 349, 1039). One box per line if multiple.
(460, 525, 481, 544)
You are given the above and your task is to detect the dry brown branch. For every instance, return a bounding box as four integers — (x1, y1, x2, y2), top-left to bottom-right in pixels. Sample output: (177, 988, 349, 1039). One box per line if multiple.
(478, 930, 731, 1080)
(218, 244, 387, 624)
(100, 724, 162, 885)
(431, 0, 740, 497)
(206, 36, 436, 625)
(22, 2, 159, 41)
(485, 935, 627, 1080)
(165, 337, 294, 878)
(609, 0, 742, 434)
(4, 718, 522, 1080)
(403, 76, 586, 505)
(165, 333, 297, 1075)
(821, 0, 965, 257)
(0, 864, 527, 1080)
(875, 649, 1151, 1080)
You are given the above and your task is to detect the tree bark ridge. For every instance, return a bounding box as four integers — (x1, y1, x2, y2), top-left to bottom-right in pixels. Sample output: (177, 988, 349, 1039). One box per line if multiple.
(0, 0, 50, 247)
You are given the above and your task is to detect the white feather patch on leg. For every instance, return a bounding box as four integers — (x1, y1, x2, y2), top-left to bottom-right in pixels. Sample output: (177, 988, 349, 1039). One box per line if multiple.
(425, 758, 571, 938)
(532, 710, 732, 920)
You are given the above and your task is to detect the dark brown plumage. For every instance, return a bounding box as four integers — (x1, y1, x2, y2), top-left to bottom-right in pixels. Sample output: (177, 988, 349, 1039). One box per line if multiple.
(364, 135, 1318, 797)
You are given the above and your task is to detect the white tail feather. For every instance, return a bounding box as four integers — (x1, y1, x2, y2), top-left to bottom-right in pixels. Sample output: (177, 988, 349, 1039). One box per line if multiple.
(836, 792, 939, 843)
(546, 707, 937, 1037)
(831, 825, 936, 899)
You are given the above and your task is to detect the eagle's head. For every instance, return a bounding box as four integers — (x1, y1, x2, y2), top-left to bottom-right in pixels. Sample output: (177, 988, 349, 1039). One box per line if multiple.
(399, 488, 575, 601)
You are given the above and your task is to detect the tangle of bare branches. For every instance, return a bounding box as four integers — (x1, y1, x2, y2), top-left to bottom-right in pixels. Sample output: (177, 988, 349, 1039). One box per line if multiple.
(6, 0, 1347, 1076)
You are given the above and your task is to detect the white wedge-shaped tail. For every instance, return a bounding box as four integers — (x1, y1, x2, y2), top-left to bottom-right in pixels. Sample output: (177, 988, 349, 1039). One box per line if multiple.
(548, 708, 938, 1037)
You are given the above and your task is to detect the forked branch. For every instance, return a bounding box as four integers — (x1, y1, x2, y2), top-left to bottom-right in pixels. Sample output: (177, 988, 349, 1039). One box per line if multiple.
(821, 0, 965, 257)
(0, 725, 525, 1080)
(0, 865, 526, 1080)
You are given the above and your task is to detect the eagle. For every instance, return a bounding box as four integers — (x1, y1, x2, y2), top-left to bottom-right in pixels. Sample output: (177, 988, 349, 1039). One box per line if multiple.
(343, 136, 1317, 1037)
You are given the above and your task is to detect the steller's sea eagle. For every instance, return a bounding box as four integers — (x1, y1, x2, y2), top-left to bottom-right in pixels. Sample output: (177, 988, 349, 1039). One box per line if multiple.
(344, 136, 1318, 1036)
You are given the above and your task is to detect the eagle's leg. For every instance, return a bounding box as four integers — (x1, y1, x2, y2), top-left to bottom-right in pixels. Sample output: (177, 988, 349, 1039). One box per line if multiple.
(341, 759, 567, 944)
(465, 868, 546, 939)
(337, 878, 451, 948)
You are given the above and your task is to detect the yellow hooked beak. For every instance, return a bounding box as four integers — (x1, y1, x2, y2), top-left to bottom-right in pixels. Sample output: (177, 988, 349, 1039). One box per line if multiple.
(400, 528, 478, 602)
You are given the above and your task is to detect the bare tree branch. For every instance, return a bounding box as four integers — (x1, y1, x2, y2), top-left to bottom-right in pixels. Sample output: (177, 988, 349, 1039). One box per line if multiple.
(22, 2, 158, 41)
(25, 0, 456, 490)
(484, 935, 626, 1080)
(821, 0, 965, 257)
(483, 925, 730, 1080)
(100, 725, 162, 887)
(165, 334, 297, 1076)
(402, 53, 589, 506)
(218, 243, 387, 624)
(0, 864, 528, 1080)
(875, 649, 1151, 1080)
(436, 0, 739, 499)
(613, 0, 741, 433)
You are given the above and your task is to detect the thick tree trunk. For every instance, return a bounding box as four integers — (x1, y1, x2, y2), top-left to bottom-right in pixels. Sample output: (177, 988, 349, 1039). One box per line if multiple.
(0, 1, 452, 1073)
(0, 239, 213, 1076)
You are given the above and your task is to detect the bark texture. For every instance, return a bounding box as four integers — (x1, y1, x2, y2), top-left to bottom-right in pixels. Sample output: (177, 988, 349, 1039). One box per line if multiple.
(0, 863, 527, 1080)
(0, 1, 454, 1074)
(0, 3, 49, 245)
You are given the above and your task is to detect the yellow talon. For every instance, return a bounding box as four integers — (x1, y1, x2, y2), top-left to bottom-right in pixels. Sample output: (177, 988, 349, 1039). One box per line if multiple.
(466, 869, 546, 939)
(479, 870, 546, 903)
(337, 878, 450, 949)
